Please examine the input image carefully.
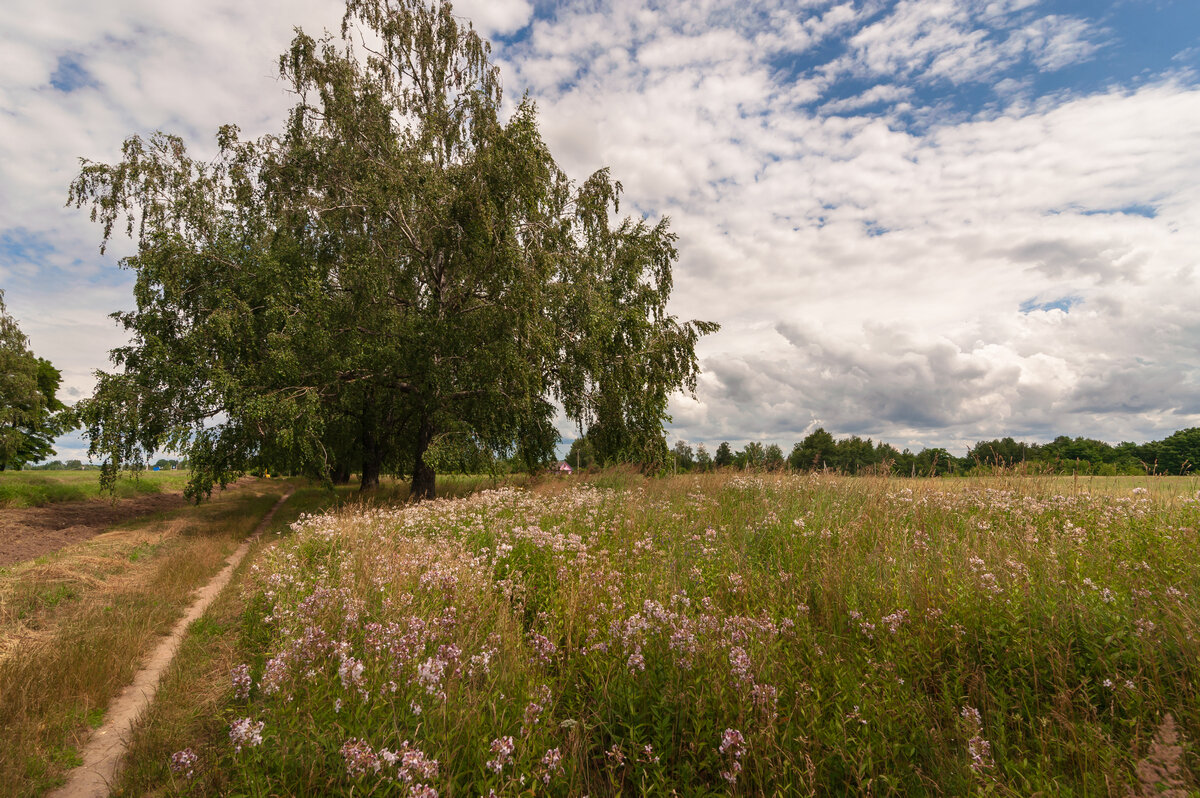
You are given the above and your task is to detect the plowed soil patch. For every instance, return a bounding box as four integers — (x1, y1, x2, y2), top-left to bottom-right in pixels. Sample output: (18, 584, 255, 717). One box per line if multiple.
(0, 493, 189, 568)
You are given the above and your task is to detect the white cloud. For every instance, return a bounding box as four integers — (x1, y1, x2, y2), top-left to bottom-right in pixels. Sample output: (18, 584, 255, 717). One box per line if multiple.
(1, 0, 1198, 463)
(454, 0, 533, 37)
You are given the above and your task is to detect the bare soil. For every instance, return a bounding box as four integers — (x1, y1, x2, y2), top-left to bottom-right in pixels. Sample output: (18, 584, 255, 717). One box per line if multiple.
(0, 492, 190, 568)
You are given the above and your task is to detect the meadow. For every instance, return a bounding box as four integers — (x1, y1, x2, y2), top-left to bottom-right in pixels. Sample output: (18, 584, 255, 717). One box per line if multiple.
(115, 472, 1198, 796)
(0, 469, 191, 508)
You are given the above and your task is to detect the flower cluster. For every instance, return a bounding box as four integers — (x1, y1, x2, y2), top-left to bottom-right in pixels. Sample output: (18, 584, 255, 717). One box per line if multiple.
(169, 747, 199, 779)
(960, 707, 992, 771)
(719, 728, 747, 784)
(486, 736, 515, 773)
(231, 663, 252, 700)
(229, 717, 264, 753)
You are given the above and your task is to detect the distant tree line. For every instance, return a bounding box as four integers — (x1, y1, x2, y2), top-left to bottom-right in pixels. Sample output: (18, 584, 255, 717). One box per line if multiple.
(642, 427, 1200, 477)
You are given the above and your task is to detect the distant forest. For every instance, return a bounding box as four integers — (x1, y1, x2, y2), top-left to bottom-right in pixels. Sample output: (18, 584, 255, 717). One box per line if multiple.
(21, 429, 1199, 478)
(570, 427, 1200, 477)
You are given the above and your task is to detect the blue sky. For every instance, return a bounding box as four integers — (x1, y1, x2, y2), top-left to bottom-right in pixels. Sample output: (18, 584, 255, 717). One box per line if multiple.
(2, 0, 1199, 462)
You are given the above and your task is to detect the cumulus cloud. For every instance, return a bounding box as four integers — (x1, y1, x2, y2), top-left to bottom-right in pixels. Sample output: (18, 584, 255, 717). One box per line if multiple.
(1, 0, 1198, 462)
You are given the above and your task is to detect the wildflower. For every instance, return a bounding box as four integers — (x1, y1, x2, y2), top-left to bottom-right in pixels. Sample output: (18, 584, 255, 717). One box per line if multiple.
(751, 682, 779, 716)
(606, 744, 625, 766)
(960, 706, 992, 771)
(719, 728, 746, 784)
(728, 646, 753, 683)
(229, 717, 264, 753)
(396, 743, 439, 782)
(487, 736, 515, 773)
(260, 654, 288, 695)
(627, 647, 646, 673)
(231, 663, 252, 699)
(342, 738, 382, 777)
(338, 655, 365, 689)
(881, 609, 908, 634)
(540, 747, 563, 783)
(528, 631, 557, 664)
(169, 748, 198, 779)
(522, 699, 544, 735)
(417, 656, 447, 696)
(719, 728, 746, 757)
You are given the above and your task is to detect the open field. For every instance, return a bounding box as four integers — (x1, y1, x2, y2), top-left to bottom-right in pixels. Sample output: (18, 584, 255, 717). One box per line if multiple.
(0, 477, 296, 797)
(0, 470, 191, 508)
(107, 472, 1199, 796)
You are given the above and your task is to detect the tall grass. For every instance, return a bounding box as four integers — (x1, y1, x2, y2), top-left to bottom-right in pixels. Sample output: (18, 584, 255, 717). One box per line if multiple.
(128, 474, 1199, 796)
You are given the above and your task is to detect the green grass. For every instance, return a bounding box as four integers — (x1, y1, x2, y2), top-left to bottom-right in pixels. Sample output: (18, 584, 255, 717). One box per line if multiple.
(0, 470, 192, 508)
(114, 473, 1200, 796)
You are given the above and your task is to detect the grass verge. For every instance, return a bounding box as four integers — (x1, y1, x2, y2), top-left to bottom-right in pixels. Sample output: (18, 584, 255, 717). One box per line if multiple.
(0, 470, 193, 508)
(0, 478, 292, 797)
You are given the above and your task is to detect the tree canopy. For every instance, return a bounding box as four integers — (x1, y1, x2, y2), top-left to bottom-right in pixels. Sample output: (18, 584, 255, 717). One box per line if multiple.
(70, 0, 715, 500)
(0, 290, 73, 470)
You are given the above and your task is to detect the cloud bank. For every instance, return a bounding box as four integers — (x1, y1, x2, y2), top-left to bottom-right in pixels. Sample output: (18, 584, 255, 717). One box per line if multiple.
(2, 0, 1198, 461)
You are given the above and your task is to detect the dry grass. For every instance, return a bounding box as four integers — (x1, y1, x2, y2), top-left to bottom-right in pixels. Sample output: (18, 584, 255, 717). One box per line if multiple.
(0, 479, 293, 798)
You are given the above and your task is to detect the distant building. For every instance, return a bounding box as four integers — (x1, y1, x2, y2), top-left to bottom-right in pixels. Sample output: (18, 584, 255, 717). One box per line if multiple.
(554, 461, 573, 474)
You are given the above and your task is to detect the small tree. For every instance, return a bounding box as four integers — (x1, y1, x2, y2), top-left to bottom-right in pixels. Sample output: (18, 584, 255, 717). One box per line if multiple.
(741, 441, 765, 470)
(764, 443, 784, 471)
(714, 441, 733, 468)
(790, 428, 836, 471)
(566, 435, 595, 470)
(0, 291, 73, 470)
(695, 442, 712, 472)
(671, 440, 695, 472)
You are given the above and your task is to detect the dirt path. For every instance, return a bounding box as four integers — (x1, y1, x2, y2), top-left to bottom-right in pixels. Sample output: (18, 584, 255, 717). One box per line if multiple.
(0, 493, 190, 568)
(45, 489, 293, 798)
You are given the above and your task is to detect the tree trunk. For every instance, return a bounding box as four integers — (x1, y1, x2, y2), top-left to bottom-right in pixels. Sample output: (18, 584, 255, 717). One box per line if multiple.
(360, 425, 381, 491)
(410, 419, 435, 501)
(332, 461, 352, 485)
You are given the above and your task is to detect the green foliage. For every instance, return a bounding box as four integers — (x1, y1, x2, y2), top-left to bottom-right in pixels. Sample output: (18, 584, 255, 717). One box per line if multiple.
(566, 435, 595, 470)
(0, 291, 75, 471)
(763, 443, 784, 471)
(789, 427, 835, 471)
(70, 0, 715, 502)
(714, 441, 733, 468)
(670, 440, 694, 472)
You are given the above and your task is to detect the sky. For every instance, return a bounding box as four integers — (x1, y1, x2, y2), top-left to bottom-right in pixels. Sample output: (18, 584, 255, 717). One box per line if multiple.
(1, 0, 1198, 462)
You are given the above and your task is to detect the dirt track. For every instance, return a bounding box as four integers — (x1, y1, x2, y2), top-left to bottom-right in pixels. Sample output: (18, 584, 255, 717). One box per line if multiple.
(0, 492, 189, 568)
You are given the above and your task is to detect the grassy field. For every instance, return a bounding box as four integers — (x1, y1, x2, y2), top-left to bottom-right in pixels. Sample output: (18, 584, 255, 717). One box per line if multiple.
(107, 472, 1199, 797)
(0, 477, 298, 797)
(0, 469, 192, 507)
